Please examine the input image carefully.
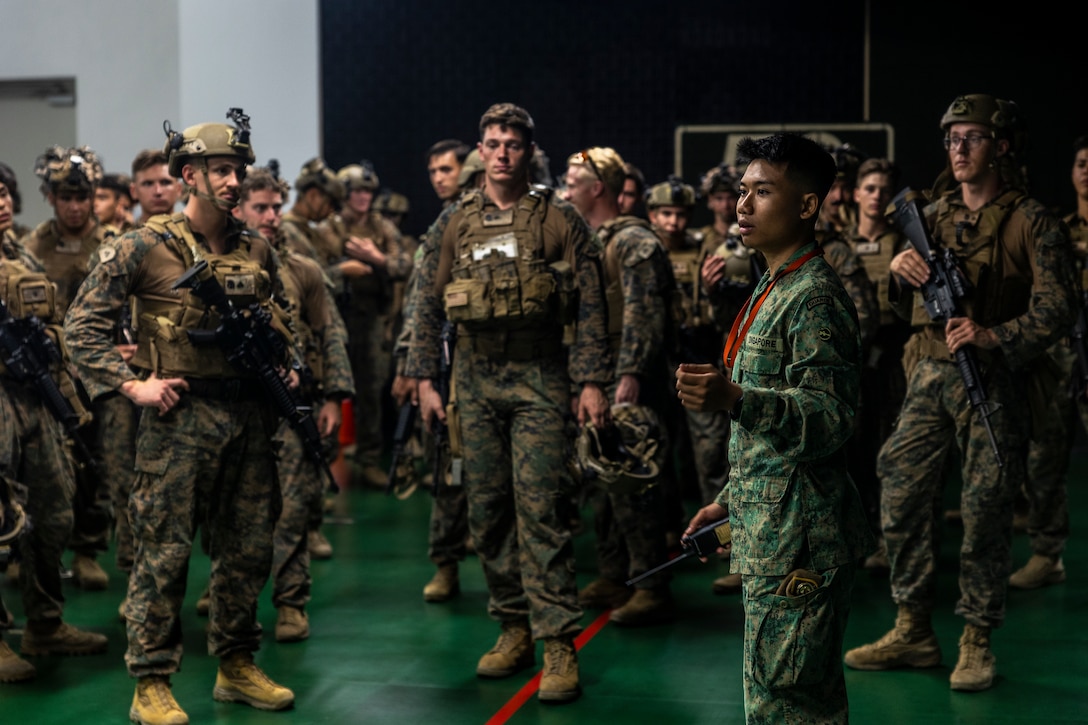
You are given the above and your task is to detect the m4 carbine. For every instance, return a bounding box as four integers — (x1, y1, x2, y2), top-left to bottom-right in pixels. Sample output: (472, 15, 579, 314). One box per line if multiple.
(888, 188, 1002, 466)
(172, 259, 339, 492)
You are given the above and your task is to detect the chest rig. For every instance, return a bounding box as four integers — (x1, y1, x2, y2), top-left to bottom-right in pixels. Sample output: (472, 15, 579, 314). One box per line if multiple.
(444, 187, 575, 358)
(916, 189, 1028, 330)
(600, 215, 656, 348)
(277, 246, 325, 385)
(666, 232, 714, 330)
(133, 213, 276, 377)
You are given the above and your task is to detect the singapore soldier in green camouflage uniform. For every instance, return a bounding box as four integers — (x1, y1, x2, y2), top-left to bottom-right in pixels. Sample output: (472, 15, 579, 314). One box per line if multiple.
(680, 133, 871, 724)
(233, 167, 353, 640)
(683, 132, 870, 718)
(23, 145, 117, 591)
(844, 94, 1079, 692)
(405, 103, 612, 704)
(1, 182, 108, 683)
(560, 146, 676, 626)
(65, 112, 296, 724)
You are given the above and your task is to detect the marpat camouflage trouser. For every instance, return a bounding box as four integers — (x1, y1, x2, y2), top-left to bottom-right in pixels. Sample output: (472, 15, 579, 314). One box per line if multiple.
(123, 395, 280, 676)
(454, 350, 581, 640)
(271, 419, 323, 609)
(0, 378, 76, 626)
(877, 355, 1025, 627)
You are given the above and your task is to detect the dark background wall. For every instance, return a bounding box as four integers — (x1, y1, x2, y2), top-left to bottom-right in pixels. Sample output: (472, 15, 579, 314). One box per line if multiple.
(321, 0, 1084, 238)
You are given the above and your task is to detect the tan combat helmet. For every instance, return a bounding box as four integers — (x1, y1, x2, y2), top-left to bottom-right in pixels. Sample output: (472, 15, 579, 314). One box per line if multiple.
(337, 160, 380, 192)
(34, 145, 104, 195)
(458, 149, 484, 190)
(374, 191, 410, 216)
(295, 157, 345, 208)
(699, 163, 741, 197)
(162, 107, 255, 210)
(938, 93, 1026, 190)
(645, 175, 696, 209)
(571, 403, 663, 495)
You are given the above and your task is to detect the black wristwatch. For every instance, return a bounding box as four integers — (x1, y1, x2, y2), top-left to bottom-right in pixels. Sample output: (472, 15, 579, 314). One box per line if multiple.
(729, 392, 744, 421)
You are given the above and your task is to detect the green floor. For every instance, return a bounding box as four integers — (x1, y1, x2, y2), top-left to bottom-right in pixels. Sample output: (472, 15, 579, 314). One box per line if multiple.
(3, 448, 1086, 725)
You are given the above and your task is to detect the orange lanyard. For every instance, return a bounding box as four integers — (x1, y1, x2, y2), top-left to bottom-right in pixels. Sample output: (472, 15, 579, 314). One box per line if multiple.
(722, 247, 823, 369)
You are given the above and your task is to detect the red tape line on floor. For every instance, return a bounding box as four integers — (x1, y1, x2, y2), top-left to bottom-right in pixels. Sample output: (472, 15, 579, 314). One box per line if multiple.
(484, 609, 612, 725)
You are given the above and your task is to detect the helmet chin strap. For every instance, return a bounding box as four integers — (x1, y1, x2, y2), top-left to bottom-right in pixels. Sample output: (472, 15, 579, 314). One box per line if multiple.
(183, 160, 237, 212)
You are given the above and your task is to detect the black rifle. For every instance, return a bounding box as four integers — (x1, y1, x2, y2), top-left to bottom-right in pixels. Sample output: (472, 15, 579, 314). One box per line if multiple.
(385, 400, 418, 496)
(0, 298, 97, 470)
(172, 260, 339, 493)
(888, 188, 1003, 466)
(431, 320, 457, 497)
(626, 517, 731, 586)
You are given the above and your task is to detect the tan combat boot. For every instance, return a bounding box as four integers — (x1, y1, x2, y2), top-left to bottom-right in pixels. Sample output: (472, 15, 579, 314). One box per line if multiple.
(538, 636, 580, 703)
(1009, 554, 1065, 590)
(577, 578, 632, 609)
(275, 606, 310, 643)
(354, 462, 388, 489)
(21, 621, 107, 656)
(843, 605, 941, 670)
(609, 588, 676, 627)
(950, 623, 995, 692)
(213, 651, 295, 710)
(307, 529, 333, 560)
(130, 675, 189, 725)
(423, 564, 460, 602)
(195, 586, 210, 617)
(72, 553, 109, 590)
(0, 639, 35, 683)
(712, 572, 743, 594)
(476, 619, 534, 678)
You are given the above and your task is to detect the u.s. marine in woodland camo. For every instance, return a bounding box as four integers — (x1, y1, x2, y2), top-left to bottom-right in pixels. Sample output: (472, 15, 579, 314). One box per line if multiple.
(846, 94, 1079, 693)
(405, 104, 611, 704)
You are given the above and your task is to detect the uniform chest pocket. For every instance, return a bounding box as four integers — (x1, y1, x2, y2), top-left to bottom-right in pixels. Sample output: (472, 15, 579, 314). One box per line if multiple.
(738, 347, 783, 384)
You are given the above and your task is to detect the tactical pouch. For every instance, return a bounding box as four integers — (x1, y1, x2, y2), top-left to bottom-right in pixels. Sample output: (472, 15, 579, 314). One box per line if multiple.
(5, 273, 56, 320)
(444, 278, 491, 323)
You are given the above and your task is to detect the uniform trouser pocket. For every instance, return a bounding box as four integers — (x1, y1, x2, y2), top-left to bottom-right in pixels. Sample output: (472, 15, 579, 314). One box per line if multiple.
(750, 567, 837, 689)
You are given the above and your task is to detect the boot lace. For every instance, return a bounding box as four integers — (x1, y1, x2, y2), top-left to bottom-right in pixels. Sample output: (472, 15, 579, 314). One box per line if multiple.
(545, 641, 573, 675)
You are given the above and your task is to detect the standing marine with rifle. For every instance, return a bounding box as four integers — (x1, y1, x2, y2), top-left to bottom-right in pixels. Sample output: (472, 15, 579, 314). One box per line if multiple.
(0, 177, 108, 684)
(845, 94, 1079, 693)
(64, 109, 296, 724)
(231, 165, 354, 643)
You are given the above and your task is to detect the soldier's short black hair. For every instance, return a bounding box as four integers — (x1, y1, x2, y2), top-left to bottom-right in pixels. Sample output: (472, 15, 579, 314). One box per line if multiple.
(100, 173, 133, 202)
(736, 133, 837, 204)
(1074, 135, 1088, 154)
(426, 139, 470, 165)
(624, 162, 645, 196)
(0, 161, 22, 214)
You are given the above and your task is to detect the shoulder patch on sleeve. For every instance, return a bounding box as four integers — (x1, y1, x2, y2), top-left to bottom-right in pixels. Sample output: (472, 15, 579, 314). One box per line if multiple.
(806, 295, 832, 310)
(97, 244, 117, 263)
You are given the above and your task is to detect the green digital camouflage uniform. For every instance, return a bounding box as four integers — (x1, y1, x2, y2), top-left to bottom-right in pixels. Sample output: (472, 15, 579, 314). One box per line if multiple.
(845, 224, 912, 534)
(877, 189, 1078, 629)
(64, 215, 287, 676)
(269, 233, 353, 612)
(404, 188, 611, 640)
(720, 241, 870, 723)
(323, 210, 412, 472)
(587, 216, 673, 589)
(23, 218, 116, 561)
(0, 233, 78, 631)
